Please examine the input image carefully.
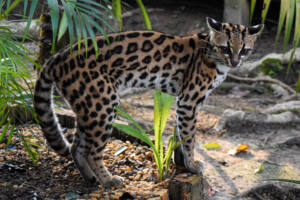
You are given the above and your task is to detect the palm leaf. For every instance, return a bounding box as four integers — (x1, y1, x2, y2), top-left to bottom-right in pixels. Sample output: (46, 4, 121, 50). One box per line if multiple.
(58, 11, 68, 42)
(61, 0, 74, 52)
(3, 0, 22, 18)
(47, 0, 59, 52)
(0, 116, 10, 142)
(83, 14, 98, 56)
(23, 0, 37, 40)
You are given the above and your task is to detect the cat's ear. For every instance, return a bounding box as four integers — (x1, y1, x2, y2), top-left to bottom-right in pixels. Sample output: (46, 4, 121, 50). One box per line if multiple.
(206, 17, 222, 32)
(248, 24, 264, 36)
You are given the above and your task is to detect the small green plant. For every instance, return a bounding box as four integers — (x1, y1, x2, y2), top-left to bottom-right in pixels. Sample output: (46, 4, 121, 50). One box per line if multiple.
(260, 58, 284, 77)
(113, 92, 184, 180)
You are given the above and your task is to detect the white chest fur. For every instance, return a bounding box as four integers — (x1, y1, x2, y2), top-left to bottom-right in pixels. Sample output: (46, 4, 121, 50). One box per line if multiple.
(205, 64, 231, 98)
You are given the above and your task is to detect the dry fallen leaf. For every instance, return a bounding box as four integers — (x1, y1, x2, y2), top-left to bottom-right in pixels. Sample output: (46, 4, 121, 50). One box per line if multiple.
(228, 144, 250, 155)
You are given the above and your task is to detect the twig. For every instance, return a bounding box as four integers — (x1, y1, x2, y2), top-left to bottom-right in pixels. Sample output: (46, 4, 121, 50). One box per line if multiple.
(228, 74, 298, 102)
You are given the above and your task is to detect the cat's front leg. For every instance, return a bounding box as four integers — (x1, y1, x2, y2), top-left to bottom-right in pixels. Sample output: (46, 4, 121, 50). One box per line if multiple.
(174, 97, 204, 174)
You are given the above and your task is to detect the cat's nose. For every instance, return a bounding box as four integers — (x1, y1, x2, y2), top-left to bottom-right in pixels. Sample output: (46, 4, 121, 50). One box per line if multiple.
(230, 60, 239, 67)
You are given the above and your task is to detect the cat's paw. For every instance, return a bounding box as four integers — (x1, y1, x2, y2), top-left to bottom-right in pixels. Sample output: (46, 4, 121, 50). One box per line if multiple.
(103, 175, 124, 187)
(184, 159, 204, 174)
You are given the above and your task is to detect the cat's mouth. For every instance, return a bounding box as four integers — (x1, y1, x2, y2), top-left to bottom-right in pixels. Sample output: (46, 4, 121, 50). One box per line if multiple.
(229, 60, 241, 68)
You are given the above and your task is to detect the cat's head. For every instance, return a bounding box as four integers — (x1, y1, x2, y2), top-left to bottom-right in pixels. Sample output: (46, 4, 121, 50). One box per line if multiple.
(206, 17, 263, 68)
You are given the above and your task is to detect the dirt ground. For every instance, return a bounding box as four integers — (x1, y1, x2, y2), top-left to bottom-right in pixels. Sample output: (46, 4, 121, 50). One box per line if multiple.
(0, 3, 300, 200)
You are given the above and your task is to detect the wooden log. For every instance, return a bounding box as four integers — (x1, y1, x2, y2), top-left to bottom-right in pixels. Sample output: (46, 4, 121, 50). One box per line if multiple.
(168, 171, 204, 200)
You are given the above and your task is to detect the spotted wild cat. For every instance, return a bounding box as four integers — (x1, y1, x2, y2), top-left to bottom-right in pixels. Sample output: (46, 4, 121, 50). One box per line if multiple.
(34, 17, 263, 186)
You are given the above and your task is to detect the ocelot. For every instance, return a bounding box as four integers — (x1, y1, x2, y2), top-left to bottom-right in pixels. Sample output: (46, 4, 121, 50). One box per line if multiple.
(34, 17, 263, 187)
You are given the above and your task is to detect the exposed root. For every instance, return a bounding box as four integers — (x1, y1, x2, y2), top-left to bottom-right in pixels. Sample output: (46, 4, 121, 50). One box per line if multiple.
(228, 73, 299, 102)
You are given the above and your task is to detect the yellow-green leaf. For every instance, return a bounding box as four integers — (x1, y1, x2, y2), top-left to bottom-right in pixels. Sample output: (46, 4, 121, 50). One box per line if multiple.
(136, 0, 152, 30)
(275, 0, 289, 42)
(58, 11, 68, 42)
(250, 0, 257, 24)
(112, 0, 122, 31)
(255, 161, 264, 174)
(203, 142, 222, 150)
(283, 0, 295, 52)
(261, 0, 271, 24)
(297, 73, 300, 93)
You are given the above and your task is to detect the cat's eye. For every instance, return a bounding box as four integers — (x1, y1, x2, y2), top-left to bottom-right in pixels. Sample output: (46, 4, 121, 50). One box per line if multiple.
(218, 46, 231, 55)
(239, 48, 252, 55)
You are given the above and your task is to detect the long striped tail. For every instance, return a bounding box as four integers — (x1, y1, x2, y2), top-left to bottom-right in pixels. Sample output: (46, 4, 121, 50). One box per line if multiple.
(34, 70, 70, 156)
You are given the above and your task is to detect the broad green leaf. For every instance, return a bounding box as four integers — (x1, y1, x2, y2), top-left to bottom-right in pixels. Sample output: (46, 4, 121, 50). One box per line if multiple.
(261, 0, 271, 24)
(114, 106, 146, 134)
(112, 123, 154, 148)
(250, 0, 256, 24)
(203, 142, 222, 150)
(154, 91, 174, 163)
(275, 0, 289, 42)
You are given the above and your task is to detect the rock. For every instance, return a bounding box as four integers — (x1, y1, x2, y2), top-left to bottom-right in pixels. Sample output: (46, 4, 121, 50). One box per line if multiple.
(0, 19, 40, 40)
(215, 108, 300, 133)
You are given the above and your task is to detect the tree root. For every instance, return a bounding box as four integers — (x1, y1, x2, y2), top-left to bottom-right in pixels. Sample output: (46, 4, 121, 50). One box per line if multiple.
(228, 74, 299, 102)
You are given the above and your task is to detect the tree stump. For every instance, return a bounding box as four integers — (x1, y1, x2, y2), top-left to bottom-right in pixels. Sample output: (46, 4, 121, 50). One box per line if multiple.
(168, 170, 204, 200)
